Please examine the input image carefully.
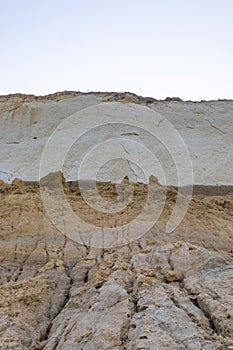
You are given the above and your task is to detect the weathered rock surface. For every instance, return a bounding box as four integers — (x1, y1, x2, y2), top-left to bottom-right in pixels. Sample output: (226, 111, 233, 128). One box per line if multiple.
(0, 92, 233, 185)
(0, 182, 232, 349)
(1, 92, 233, 349)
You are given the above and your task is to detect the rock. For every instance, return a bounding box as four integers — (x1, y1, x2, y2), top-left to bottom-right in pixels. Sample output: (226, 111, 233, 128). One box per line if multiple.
(12, 178, 25, 186)
(149, 175, 160, 186)
(163, 269, 183, 282)
(35, 341, 47, 350)
(39, 171, 67, 190)
(165, 97, 183, 102)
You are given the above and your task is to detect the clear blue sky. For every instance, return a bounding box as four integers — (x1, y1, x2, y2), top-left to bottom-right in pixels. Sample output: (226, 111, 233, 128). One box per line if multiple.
(1, 0, 232, 100)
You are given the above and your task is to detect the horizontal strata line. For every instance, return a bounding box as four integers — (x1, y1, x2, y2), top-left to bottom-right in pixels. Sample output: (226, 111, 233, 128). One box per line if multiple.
(3, 180, 233, 197)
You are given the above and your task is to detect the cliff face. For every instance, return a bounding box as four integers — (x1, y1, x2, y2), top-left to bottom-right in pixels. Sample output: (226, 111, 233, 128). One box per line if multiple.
(0, 92, 233, 185)
(0, 92, 233, 350)
(0, 181, 233, 349)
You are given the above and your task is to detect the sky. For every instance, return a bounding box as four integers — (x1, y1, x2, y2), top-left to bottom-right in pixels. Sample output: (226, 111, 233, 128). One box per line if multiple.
(0, 0, 233, 100)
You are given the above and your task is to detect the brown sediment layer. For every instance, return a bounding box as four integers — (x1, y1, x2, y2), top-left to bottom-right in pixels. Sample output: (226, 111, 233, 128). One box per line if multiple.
(13, 179, 233, 197)
(0, 177, 233, 349)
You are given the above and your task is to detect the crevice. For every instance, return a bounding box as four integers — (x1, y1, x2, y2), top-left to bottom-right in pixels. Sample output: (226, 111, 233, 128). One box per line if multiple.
(95, 281, 104, 289)
(167, 249, 174, 269)
(82, 240, 91, 256)
(83, 270, 89, 283)
(39, 264, 74, 346)
(100, 248, 105, 259)
(138, 240, 143, 250)
(204, 118, 226, 135)
(119, 259, 138, 348)
(189, 296, 217, 333)
(41, 282, 73, 345)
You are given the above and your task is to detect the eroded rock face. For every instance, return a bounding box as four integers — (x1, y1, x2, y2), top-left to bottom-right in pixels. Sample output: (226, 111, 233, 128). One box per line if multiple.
(0, 92, 233, 185)
(0, 182, 232, 349)
(1, 92, 233, 349)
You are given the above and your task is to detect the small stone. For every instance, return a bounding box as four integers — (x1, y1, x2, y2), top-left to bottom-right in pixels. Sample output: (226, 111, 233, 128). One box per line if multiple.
(35, 340, 47, 349)
(55, 259, 64, 267)
(164, 269, 183, 282)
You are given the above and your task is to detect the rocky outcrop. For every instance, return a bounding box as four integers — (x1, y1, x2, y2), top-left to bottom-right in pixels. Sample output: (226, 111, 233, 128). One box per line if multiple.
(0, 181, 232, 349)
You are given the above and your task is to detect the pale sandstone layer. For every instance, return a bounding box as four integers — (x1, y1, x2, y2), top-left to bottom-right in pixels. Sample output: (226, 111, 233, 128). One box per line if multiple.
(0, 92, 233, 185)
(0, 180, 232, 349)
